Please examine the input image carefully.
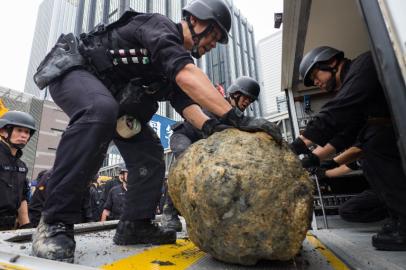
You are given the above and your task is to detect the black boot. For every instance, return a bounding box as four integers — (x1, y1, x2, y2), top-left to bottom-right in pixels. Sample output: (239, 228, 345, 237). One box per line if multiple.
(378, 216, 398, 234)
(372, 217, 406, 251)
(162, 204, 182, 232)
(113, 220, 176, 245)
(32, 217, 75, 262)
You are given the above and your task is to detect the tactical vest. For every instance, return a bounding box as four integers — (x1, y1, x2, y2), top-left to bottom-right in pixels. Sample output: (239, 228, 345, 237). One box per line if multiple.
(79, 10, 163, 88)
(79, 10, 172, 122)
(0, 160, 28, 223)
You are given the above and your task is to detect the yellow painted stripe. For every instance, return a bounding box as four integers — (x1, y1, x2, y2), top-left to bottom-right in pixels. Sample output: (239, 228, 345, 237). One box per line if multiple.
(306, 232, 350, 270)
(101, 239, 205, 270)
(0, 262, 32, 270)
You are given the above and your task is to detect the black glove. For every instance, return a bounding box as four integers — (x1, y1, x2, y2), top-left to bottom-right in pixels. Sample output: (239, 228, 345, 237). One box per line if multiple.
(309, 167, 327, 180)
(221, 108, 283, 145)
(289, 137, 311, 155)
(320, 159, 339, 170)
(300, 152, 320, 168)
(18, 223, 33, 229)
(201, 118, 233, 138)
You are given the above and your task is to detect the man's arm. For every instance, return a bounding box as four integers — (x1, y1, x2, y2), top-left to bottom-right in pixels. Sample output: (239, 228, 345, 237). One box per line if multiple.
(312, 143, 337, 160)
(325, 165, 353, 178)
(176, 64, 232, 120)
(182, 104, 210, 130)
(17, 200, 30, 226)
(101, 209, 110, 221)
(333, 146, 363, 165)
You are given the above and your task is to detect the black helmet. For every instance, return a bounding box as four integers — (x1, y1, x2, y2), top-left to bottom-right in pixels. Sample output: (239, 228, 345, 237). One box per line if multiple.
(299, 46, 344, 86)
(0, 111, 36, 135)
(182, 0, 232, 44)
(227, 76, 260, 101)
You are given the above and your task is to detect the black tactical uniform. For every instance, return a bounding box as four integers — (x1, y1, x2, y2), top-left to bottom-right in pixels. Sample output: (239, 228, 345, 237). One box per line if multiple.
(296, 51, 406, 250)
(39, 12, 196, 228)
(0, 141, 29, 230)
(170, 111, 212, 157)
(103, 185, 126, 220)
(339, 189, 388, 223)
(101, 177, 121, 205)
(29, 170, 52, 227)
(88, 182, 105, 222)
(32, 7, 213, 262)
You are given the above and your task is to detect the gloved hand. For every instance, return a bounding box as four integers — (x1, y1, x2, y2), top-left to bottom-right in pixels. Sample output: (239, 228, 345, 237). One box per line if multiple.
(18, 223, 33, 229)
(221, 108, 283, 145)
(300, 152, 320, 168)
(309, 167, 327, 180)
(201, 118, 233, 138)
(289, 137, 311, 155)
(320, 159, 339, 169)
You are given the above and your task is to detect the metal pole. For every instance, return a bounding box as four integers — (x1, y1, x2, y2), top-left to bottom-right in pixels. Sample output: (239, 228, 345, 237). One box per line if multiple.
(312, 174, 328, 229)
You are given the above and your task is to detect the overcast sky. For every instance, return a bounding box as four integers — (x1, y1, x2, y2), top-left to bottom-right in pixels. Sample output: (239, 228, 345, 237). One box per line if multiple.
(0, 0, 283, 92)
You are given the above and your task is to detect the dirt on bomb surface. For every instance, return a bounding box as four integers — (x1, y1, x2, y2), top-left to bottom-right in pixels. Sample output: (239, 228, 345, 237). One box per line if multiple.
(168, 129, 314, 265)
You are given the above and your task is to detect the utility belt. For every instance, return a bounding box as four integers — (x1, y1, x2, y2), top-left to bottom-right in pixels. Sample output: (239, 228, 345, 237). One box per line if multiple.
(366, 117, 392, 126)
(0, 215, 16, 230)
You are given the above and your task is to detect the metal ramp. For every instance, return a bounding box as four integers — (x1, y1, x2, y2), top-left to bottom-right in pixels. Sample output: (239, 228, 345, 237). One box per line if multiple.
(311, 216, 406, 270)
(0, 219, 347, 270)
(1, 216, 405, 269)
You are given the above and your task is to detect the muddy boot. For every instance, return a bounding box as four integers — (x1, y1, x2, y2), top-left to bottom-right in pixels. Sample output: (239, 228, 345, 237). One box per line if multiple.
(113, 220, 176, 245)
(32, 217, 75, 263)
(378, 216, 398, 234)
(372, 217, 406, 251)
(162, 204, 182, 232)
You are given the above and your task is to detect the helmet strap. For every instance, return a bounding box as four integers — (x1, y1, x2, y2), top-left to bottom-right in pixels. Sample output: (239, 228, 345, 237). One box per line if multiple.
(230, 93, 244, 111)
(186, 16, 214, 58)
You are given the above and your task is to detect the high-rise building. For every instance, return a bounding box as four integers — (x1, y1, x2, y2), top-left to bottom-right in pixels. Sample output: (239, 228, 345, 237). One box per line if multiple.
(257, 30, 292, 141)
(257, 30, 283, 117)
(24, 0, 79, 99)
(74, 0, 260, 119)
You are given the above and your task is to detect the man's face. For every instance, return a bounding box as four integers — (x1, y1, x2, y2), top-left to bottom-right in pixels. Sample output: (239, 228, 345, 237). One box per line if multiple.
(237, 94, 254, 111)
(230, 92, 254, 111)
(119, 172, 128, 182)
(1, 126, 31, 146)
(310, 68, 333, 91)
(193, 19, 222, 57)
